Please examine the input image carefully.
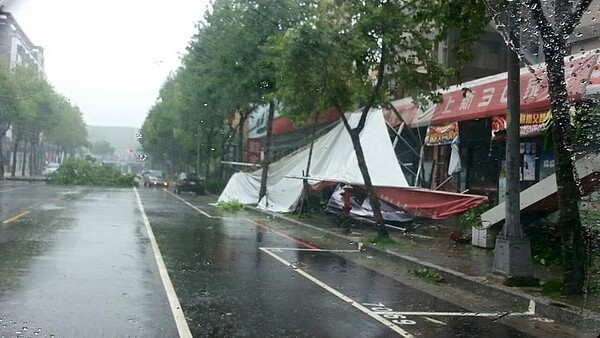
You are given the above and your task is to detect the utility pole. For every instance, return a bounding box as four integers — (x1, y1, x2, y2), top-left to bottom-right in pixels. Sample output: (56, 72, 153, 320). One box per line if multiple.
(493, 2, 538, 286)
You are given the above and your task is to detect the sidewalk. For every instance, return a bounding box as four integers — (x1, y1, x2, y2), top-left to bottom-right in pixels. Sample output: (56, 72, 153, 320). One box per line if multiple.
(250, 207, 600, 333)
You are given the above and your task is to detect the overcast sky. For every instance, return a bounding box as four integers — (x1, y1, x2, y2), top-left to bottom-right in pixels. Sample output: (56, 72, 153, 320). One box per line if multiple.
(8, 0, 211, 128)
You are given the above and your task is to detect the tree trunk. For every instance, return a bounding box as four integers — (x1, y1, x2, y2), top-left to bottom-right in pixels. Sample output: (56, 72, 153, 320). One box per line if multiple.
(338, 110, 388, 238)
(21, 141, 28, 177)
(0, 131, 5, 180)
(11, 132, 21, 178)
(348, 128, 387, 237)
(29, 138, 38, 176)
(258, 100, 275, 202)
(237, 110, 248, 162)
(544, 44, 588, 295)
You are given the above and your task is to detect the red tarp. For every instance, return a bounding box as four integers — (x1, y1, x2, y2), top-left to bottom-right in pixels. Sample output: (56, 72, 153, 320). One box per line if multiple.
(384, 51, 600, 128)
(375, 186, 488, 219)
(310, 181, 488, 220)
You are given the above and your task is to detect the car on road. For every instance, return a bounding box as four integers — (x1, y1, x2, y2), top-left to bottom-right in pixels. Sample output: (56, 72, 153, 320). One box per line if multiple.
(43, 162, 60, 176)
(142, 170, 169, 188)
(174, 172, 205, 195)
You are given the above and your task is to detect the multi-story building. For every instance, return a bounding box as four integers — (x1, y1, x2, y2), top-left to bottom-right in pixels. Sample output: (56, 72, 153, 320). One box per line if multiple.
(0, 10, 44, 177)
(0, 10, 44, 71)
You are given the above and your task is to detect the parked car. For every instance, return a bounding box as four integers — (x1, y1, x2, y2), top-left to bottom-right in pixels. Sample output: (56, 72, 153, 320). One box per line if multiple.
(174, 172, 205, 195)
(43, 163, 60, 176)
(142, 170, 169, 188)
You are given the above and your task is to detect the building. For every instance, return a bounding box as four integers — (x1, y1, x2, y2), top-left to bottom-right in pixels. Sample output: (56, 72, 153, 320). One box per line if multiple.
(0, 11, 44, 71)
(0, 10, 44, 177)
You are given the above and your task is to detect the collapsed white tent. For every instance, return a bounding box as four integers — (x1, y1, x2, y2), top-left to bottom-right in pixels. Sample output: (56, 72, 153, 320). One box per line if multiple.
(218, 109, 409, 212)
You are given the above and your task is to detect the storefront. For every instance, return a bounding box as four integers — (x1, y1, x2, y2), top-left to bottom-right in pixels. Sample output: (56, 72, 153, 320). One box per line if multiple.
(385, 50, 600, 208)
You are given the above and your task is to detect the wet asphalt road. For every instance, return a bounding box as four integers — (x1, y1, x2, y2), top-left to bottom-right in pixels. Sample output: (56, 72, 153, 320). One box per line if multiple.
(0, 182, 176, 337)
(0, 181, 557, 337)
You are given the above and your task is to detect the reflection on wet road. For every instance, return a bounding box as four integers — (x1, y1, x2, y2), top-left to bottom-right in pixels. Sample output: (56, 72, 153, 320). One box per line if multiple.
(0, 182, 177, 337)
(139, 187, 533, 337)
(0, 182, 571, 337)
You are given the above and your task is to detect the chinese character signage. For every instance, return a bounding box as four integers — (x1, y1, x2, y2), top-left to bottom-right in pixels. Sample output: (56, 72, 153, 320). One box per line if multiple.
(390, 52, 599, 127)
(491, 111, 550, 139)
(425, 122, 459, 146)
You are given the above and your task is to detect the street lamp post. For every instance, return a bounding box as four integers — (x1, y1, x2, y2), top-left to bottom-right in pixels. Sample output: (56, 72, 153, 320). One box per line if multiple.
(492, 2, 538, 286)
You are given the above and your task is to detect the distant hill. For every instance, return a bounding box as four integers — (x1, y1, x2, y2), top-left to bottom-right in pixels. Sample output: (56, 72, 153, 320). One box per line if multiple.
(86, 126, 140, 154)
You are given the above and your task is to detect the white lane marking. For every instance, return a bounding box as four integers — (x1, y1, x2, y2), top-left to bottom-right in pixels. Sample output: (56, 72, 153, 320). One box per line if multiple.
(392, 311, 527, 317)
(134, 188, 192, 338)
(259, 247, 414, 338)
(392, 300, 535, 318)
(422, 317, 446, 325)
(527, 299, 536, 314)
(261, 247, 361, 253)
(168, 191, 215, 219)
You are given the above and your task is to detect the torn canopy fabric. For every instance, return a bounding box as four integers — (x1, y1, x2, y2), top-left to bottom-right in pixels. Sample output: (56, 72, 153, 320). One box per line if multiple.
(218, 109, 487, 219)
(218, 110, 410, 212)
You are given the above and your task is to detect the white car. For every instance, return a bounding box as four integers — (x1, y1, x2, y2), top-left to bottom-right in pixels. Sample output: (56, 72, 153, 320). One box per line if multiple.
(43, 163, 60, 176)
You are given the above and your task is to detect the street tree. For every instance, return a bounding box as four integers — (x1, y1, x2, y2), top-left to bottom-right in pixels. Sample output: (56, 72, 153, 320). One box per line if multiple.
(9, 66, 56, 176)
(45, 97, 87, 158)
(0, 62, 19, 178)
(270, 0, 489, 237)
(484, 0, 596, 295)
(186, 0, 319, 201)
(90, 141, 116, 157)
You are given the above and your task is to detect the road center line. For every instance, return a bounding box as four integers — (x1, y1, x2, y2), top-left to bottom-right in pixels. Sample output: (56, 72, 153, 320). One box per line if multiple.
(168, 192, 215, 218)
(2, 210, 32, 224)
(134, 188, 192, 338)
(259, 247, 414, 337)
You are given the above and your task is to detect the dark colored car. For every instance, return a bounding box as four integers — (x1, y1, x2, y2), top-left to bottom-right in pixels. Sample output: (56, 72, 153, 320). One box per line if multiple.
(142, 170, 169, 188)
(174, 172, 205, 195)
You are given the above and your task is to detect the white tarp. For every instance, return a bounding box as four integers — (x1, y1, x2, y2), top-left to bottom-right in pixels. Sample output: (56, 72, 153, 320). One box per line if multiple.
(218, 109, 409, 212)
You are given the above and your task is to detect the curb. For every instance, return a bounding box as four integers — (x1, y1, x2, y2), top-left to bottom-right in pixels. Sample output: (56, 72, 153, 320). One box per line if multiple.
(2, 176, 48, 182)
(251, 207, 600, 331)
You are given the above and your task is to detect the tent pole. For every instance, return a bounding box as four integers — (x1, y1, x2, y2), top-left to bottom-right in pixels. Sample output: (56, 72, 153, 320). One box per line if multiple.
(299, 111, 321, 216)
(392, 122, 405, 148)
(414, 145, 424, 187)
(386, 123, 420, 157)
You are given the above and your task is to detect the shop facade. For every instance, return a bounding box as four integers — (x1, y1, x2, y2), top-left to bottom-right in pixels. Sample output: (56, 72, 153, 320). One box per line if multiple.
(386, 50, 600, 209)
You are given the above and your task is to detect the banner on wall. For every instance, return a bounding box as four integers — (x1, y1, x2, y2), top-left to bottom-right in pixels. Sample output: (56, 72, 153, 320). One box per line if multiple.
(424, 122, 459, 146)
(246, 139, 262, 164)
(491, 110, 551, 138)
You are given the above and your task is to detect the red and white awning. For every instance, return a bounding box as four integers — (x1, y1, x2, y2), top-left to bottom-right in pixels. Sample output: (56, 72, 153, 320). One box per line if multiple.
(384, 50, 600, 128)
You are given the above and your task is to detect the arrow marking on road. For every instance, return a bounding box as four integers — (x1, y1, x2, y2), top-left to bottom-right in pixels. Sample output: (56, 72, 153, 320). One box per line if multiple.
(260, 247, 415, 338)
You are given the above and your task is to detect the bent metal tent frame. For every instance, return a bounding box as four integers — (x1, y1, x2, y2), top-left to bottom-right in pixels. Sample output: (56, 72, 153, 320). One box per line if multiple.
(219, 109, 486, 219)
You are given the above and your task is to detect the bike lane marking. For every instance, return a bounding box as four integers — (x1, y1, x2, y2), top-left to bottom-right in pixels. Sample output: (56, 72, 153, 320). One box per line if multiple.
(260, 247, 415, 337)
(168, 192, 215, 218)
(167, 194, 544, 333)
(134, 187, 192, 338)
